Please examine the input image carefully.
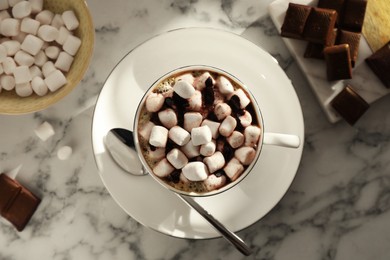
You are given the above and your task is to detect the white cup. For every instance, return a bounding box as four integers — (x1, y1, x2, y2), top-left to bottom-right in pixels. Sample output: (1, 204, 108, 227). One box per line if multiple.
(134, 65, 300, 197)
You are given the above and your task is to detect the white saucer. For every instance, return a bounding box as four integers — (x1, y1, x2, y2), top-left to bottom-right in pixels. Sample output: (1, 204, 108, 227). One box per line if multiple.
(91, 28, 304, 239)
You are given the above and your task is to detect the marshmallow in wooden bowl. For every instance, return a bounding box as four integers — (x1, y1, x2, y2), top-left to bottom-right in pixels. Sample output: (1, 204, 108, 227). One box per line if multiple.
(0, 0, 94, 115)
(137, 69, 262, 194)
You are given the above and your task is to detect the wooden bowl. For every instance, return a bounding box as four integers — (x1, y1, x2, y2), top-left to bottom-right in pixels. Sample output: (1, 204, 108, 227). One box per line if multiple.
(0, 0, 94, 115)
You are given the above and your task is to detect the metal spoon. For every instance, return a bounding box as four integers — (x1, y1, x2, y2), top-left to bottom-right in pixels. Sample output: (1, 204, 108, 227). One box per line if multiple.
(105, 128, 252, 256)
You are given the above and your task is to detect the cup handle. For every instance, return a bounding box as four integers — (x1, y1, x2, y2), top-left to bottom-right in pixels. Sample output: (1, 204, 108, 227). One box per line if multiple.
(263, 132, 301, 148)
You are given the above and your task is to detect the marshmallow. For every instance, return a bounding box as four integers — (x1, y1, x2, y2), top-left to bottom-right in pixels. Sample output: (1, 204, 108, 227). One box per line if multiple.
(54, 51, 74, 72)
(146, 146, 165, 161)
(149, 125, 168, 148)
(29, 0, 43, 14)
(180, 140, 200, 158)
(203, 151, 225, 173)
(184, 112, 202, 132)
(12, 1, 32, 19)
(204, 174, 227, 191)
(239, 110, 252, 127)
(232, 89, 250, 109)
(55, 26, 71, 45)
(1, 18, 21, 37)
(0, 63, 3, 74)
(200, 140, 216, 157)
(3, 57, 17, 74)
(219, 115, 237, 137)
(224, 158, 244, 181)
(21, 34, 44, 55)
(145, 92, 164, 112)
(63, 34, 81, 56)
(173, 80, 195, 99)
(214, 102, 232, 121)
(168, 126, 190, 146)
(38, 25, 59, 42)
(0, 0, 8, 10)
(167, 148, 188, 169)
(191, 125, 212, 146)
(215, 75, 234, 95)
(45, 45, 60, 59)
(44, 69, 67, 92)
(35, 10, 54, 25)
(153, 158, 174, 178)
(8, 0, 23, 7)
(175, 73, 194, 85)
(15, 82, 32, 97)
(57, 146, 72, 160)
(235, 147, 256, 165)
(21, 17, 40, 35)
(42, 61, 56, 77)
(193, 72, 214, 90)
(227, 131, 244, 149)
(1, 40, 20, 55)
(30, 65, 43, 78)
(188, 90, 202, 111)
(0, 10, 10, 21)
(12, 31, 26, 43)
(0, 44, 6, 62)
(182, 161, 209, 181)
(51, 14, 64, 29)
(201, 119, 220, 139)
(138, 121, 155, 141)
(13, 65, 32, 84)
(34, 50, 47, 67)
(31, 76, 48, 96)
(34, 121, 55, 141)
(158, 108, 177, 129)
(0, 75, 15, 90)
(244, 125, 261, 147)
(14, 50, 34, 66)
(62, 10, 79, 30)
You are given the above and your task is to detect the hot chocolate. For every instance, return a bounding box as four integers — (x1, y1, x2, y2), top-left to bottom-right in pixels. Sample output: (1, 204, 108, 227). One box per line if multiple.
(136, 68, 262, 194)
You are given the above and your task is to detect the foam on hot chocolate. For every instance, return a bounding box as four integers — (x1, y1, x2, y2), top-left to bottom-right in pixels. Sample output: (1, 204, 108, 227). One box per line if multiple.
(137, 69, 261, 193)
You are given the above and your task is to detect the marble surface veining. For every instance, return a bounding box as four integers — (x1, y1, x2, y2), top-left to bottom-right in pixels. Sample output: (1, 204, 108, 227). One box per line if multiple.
(1, 0, 390, 259)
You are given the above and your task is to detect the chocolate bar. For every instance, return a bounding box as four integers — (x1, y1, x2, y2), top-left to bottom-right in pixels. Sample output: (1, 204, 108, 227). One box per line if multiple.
(365, 41, 390, 88)
(336, 30, 361, 67)
(341, 0, 367, 32)
(331, 85, 369, 125)
(0, 173, 41, 231)
(324, 44, 352, 80)
(303, 7, 338, 45)
(318, 0, 345, 25)
(281, 3, 312, 39)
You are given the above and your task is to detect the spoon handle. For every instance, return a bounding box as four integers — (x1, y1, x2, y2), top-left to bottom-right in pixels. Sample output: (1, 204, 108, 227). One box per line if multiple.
(178, 194, 252, 256)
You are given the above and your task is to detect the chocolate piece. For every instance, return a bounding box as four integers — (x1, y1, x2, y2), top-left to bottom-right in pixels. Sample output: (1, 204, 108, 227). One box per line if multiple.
(336, 30, 361, 66)
(342, 0, 367, 32)
(318, 0, 345, 25)
(281, 3, 312, 39)
(365, 41, 390, 88)
(324, 44, 352, 80)
(304, 29, 337, 59)
(0, 174, 21, 213)
(303, 7, 338, 45)
(331, 85, 369, 125)
(0, 173, 41, 231)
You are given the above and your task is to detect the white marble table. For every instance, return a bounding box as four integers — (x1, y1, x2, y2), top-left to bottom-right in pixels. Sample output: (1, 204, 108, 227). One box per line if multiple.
(1, 0, 390, 259)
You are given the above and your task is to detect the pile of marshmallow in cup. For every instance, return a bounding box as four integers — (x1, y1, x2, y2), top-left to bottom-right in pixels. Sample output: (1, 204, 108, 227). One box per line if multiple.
(0, 0, 81, 97)
(140, 71, 262, 192)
